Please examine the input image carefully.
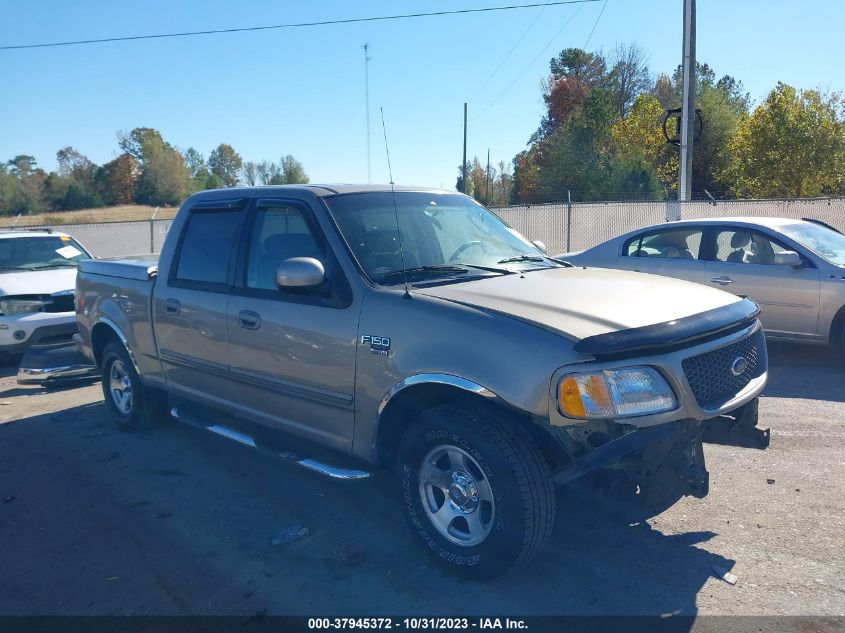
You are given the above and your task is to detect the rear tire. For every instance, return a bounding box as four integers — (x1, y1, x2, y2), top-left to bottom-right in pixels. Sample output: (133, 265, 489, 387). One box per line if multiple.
(100, 340, 160, 431)
(396, 403, 555, 579)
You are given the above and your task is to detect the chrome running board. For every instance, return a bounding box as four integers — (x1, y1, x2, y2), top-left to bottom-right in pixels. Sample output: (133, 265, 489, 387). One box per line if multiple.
(170, 407, 372, 480)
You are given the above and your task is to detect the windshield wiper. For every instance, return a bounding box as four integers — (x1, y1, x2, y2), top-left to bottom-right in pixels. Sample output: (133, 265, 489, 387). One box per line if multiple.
(460, 263, 514, 274)
(378, 265, 470, 284)
(497, 254, 573, 267)
(25, 263, 77, 270)
(497, 255, 546, 264)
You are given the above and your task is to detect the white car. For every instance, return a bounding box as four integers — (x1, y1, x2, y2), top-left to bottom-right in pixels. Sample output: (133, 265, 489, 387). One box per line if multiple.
(559, 217, 845, 349)
(0, 230, 92, 357)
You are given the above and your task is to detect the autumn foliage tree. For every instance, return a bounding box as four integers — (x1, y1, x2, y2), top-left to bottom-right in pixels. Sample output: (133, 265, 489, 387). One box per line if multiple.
(724, 83, 845, 198)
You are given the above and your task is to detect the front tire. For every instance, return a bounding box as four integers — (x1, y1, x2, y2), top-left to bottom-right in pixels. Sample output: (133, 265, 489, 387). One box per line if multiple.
(100, 340, 159, 431)
(397, 403, 555, 579)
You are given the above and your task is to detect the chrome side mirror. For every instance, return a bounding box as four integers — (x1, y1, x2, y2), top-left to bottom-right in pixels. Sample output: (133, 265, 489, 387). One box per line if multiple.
(774, 251, 802, 267)
(532, 240, 548, 254)
(276, 257, 325, 289)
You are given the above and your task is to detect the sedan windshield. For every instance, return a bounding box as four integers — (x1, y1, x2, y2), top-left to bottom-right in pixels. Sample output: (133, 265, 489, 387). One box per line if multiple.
(325, 192, 559, 284)
(0, 235, 91, 271)
(779, 222, 845, 266)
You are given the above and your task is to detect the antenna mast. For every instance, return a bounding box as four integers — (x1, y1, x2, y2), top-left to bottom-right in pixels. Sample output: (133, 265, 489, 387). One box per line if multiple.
(363, 43, 372, 184)
(380, 107, 411, 300)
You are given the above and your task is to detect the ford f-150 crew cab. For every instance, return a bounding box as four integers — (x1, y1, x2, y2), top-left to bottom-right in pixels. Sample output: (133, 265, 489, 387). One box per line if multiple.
(76, 185, 768, 578)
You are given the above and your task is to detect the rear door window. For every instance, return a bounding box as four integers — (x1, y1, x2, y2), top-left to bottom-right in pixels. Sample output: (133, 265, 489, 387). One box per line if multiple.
(623, 229, 702, 259)
(174, 210, 243, 286)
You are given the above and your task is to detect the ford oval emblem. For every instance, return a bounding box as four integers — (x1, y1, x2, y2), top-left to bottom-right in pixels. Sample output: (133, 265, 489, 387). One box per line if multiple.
(730, 356, 749, 376)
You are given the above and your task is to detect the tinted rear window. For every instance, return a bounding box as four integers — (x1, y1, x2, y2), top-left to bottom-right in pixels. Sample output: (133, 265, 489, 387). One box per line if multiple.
(175, 210, 242, 284)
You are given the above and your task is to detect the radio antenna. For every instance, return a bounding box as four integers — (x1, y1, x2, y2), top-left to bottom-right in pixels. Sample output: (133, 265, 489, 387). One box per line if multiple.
(379, 107, 411, 300)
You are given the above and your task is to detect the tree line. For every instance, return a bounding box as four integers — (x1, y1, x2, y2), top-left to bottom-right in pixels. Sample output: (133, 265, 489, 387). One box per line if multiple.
(461, 44, 845, 205)
(0, 127, 309, 216)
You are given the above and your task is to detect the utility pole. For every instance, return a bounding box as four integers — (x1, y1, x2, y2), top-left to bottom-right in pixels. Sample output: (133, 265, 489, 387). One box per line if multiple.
(485, 149, 491, 205)
(678, 0, 696, 202)
(363, 43, 372, 184)
(462, 103, 468, 194)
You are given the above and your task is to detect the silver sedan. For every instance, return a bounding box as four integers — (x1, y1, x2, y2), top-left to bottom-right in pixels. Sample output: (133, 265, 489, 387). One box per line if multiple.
(559, 217, 845, 349)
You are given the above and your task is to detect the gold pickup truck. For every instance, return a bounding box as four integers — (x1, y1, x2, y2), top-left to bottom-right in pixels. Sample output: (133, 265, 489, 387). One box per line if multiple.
(75, 185, 768, 578)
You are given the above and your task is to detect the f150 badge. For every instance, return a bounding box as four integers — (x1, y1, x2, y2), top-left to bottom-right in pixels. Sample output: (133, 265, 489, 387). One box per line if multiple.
(361, 335, 391, 356)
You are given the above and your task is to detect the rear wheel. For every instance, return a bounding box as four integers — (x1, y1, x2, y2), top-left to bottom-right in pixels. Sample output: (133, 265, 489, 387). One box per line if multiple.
(396, 403, 555, 579)
(100, 340, 160, 431)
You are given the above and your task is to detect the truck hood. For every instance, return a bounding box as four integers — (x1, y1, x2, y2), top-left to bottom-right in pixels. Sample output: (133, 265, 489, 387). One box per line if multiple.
(0, 268, 77, 297)
(416, 266, 742, 342)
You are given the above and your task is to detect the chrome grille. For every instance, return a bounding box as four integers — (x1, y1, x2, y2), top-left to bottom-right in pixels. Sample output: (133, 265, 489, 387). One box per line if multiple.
(682, 329, 766, 410)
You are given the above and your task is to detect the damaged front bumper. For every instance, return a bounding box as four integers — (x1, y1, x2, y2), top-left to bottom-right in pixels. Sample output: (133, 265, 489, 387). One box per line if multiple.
(549, 402, 768, 510)
(17, 340, 99, 387)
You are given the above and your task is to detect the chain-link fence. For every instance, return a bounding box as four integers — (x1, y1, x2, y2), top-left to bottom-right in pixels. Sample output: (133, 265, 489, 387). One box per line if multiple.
(10, 219, 171, 258)
(8, 197, 845, 259)
(493, 197, 845, 255)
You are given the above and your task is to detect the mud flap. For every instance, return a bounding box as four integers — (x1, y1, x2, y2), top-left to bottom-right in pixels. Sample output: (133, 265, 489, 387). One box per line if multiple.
(702, 398, 770, 449)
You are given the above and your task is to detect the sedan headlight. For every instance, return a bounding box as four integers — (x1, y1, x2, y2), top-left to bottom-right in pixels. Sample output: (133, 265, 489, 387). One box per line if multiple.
(558, 367, 677, 419)
(0, 298, 48, 315)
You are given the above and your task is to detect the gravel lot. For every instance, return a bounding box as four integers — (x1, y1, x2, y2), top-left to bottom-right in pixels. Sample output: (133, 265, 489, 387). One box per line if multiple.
(0, 342, 842, 618)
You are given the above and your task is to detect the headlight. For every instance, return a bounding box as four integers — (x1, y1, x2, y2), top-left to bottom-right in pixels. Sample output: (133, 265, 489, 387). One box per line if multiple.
(0, 299, 48, 315)
(558, 367, 677, 419)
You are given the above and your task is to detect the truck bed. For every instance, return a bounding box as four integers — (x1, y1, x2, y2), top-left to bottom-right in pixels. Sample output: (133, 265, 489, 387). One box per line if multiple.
(78, 255, 159, 281)
(76, 255, 162, 381)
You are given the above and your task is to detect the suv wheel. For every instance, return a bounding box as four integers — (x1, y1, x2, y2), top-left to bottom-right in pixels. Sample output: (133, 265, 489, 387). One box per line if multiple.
(101, 340, 160, 431)
(397, 403, 555, 579)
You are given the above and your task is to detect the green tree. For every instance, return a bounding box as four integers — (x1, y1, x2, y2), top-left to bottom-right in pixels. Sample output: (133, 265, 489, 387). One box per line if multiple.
(549, 48, 607, 86)
(208, 143, 243, 187)
(135, 138, 191, 205)
(118, 127, 169, 162)
(183, 147, 218, 191)
(280, 155, 309, 184)
(725, 83, 845, 197)
(535, 89, 617, 201)
(2, 155, 47, 215)
(55, 147, 100, 209)
(610, 94, 677, 188)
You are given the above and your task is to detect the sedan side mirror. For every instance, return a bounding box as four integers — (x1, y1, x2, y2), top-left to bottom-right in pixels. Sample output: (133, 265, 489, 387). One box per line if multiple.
(532, 240, 548, 254)
(774, 251, 802, 268)
(276, 257, 325, 289)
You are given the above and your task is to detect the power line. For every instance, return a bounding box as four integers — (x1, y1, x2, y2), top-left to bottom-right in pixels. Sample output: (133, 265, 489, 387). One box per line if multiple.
(0, 1, 603, 51)
(583, 0, 609, 48)
(471, 1, 588, 121)
(467, 4, 549, 103)
(543, 0, 610, 129)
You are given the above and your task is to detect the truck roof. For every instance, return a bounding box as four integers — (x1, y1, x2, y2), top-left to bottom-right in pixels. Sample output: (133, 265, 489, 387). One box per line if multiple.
(188, 184, 453, 199)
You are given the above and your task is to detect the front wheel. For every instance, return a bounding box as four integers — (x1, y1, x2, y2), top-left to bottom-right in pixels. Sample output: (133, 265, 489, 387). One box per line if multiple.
(397, 403, 555, 579)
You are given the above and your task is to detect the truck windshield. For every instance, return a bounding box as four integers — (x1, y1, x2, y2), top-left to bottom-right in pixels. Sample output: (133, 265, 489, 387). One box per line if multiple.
(779, 222, 845, 266)
(0, 235, 92, 271)
(325, 192, 557, 284)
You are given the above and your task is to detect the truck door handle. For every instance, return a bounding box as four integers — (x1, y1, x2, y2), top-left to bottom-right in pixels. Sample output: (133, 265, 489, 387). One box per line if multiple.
(164, 298, 181, 314)
(238, 310, 261, 330)
(710, 276, 734, 286)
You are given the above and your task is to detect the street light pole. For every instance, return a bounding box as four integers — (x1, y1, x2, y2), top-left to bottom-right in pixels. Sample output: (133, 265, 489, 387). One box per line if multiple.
(462, 103, 468, 194)
(678, 0, 696, 202)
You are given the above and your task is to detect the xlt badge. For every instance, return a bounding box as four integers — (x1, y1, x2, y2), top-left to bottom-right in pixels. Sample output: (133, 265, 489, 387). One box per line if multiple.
(361, 335, 391, 356)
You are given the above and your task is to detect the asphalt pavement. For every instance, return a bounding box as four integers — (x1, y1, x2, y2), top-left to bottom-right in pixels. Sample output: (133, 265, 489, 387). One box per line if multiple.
(0, 342, 842, 617)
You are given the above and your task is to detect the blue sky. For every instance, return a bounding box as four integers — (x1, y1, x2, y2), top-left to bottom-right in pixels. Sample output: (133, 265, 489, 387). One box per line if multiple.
(1, 1, 842, 191)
